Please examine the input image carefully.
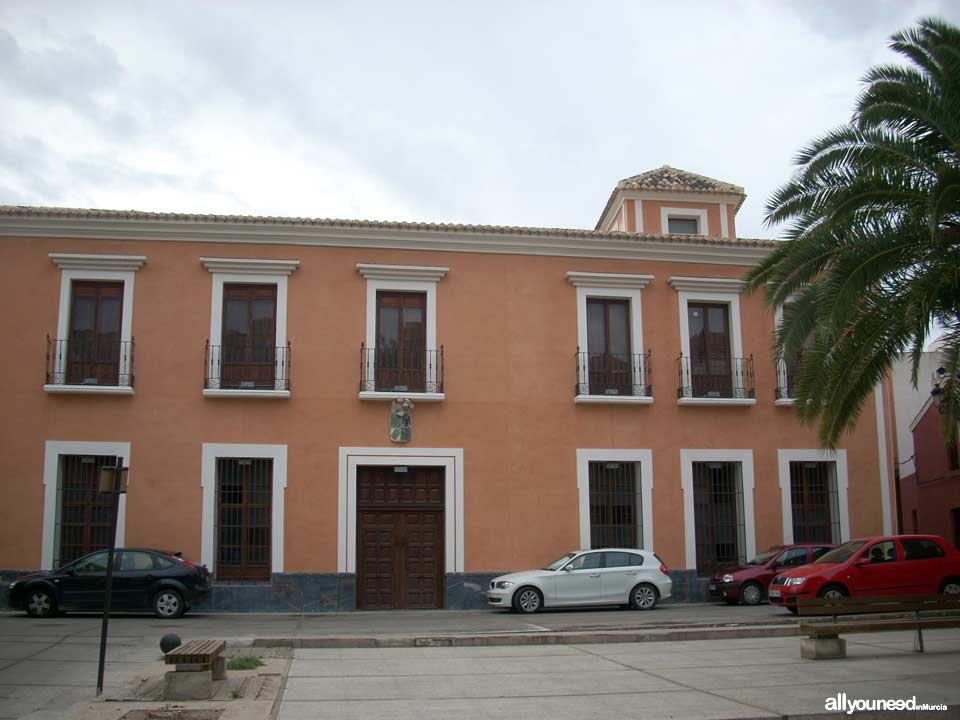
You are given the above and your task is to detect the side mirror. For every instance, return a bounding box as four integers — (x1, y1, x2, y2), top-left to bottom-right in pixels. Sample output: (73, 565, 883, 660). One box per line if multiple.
(855, 557, 870, 566)
(560, 565, 571, 572)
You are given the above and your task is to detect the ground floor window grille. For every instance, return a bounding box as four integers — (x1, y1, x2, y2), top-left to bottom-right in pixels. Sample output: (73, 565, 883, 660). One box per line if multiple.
(789, 461, 839, 543)
(692, 461, 745, 575)
(55, 454, 118, 568)
(589, 462, 642, 548)
(216, 457, 272, 581)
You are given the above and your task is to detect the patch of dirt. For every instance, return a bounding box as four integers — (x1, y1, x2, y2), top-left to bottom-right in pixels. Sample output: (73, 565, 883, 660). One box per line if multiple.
(119, 711, 224, 720)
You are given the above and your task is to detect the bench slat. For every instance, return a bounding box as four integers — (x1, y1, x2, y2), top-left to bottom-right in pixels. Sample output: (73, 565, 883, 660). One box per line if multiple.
(796, 594, 960, 616)
(801, 616, 960, 636)
(165, 639, 226, 665)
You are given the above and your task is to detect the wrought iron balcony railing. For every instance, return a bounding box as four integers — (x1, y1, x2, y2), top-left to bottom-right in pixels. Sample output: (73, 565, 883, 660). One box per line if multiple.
(46, 335, 134, 387)
(205, 341, 291, 391)
(776, 358, 801, 401)
(677, 354, 755, 400)
(575, 349, 652, 397)
(360, 344, 443, 394)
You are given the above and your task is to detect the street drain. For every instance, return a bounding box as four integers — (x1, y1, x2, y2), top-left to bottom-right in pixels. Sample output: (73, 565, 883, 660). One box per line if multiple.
(119, 711, 224, 720)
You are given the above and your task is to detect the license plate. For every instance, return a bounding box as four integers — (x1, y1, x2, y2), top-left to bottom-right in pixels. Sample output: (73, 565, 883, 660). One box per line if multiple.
(768, 589, 780, 598)
(708, 583, 717, 591)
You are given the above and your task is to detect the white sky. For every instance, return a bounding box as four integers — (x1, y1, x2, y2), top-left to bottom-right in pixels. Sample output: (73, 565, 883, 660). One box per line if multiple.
(2, 0, 958, 238)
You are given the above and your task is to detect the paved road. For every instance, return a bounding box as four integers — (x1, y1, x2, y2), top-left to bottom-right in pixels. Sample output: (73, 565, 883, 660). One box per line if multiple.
(278, 631, 960, 719)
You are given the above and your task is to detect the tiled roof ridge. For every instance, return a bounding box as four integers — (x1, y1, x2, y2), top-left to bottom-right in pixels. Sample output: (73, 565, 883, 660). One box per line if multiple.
(0, 204, 776, 247)
(619, 165, 745, 194)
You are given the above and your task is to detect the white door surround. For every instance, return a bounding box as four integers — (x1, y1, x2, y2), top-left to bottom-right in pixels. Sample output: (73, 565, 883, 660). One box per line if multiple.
(338, 446, 464, 574)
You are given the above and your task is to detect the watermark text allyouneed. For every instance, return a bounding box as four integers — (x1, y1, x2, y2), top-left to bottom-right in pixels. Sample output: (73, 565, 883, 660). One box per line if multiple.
(825, 693, 948, 714)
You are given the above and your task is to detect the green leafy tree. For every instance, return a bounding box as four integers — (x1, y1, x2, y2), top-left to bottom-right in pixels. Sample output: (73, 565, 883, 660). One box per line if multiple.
(745, 17, 960, 448)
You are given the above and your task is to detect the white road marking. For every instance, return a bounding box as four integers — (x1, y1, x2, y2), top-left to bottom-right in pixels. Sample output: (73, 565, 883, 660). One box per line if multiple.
(524, 623, 550, 631)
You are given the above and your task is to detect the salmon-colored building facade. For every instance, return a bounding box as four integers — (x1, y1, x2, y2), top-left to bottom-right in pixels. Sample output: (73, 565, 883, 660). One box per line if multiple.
(0, 167, 899, 610)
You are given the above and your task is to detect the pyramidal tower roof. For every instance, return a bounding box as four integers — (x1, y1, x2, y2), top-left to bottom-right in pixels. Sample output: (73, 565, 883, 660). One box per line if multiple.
(596, 165, 746, 230)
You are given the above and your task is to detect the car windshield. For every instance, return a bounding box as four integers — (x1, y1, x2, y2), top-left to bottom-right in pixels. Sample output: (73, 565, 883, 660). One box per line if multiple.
(543, 553, 577, 571)
(815, 540, 867, 564)
(747, 548, 783, 565)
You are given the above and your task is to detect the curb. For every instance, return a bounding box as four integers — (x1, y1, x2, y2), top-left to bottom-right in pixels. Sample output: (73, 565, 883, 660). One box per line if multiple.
(252, 623, 800, 648)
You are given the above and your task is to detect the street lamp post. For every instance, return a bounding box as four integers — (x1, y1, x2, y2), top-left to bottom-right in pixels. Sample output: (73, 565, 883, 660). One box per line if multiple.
(95, 461, 128, 697)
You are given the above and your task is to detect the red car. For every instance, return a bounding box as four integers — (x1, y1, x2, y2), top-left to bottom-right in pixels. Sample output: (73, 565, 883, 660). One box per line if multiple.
(769, 534, 960, 614)
(710, 544, 834, 605)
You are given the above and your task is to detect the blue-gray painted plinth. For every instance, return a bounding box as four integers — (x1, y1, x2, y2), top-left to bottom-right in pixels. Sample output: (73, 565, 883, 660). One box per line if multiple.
(201, 573, 356, 612)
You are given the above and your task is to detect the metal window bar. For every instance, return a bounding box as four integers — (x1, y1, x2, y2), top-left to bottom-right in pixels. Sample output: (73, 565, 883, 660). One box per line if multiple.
(692, 462, 744, 576)
(575, 348, 652, 397)
(359, 343, 444, 393)
(215, 457, 272, 581)
(46, 336, 134, 387)
(205, 341, 290, 391)
(54, 455, 119, 568)
(790, 461, 836, 543)
(588, 462, 642, 549)
(677, 354, 754, 399)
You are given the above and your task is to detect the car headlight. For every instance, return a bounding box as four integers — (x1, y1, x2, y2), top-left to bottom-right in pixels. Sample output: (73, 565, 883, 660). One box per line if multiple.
(785, 577, 807, 586)
(721, 574, 735, 583)
(495, 581, 515, 590)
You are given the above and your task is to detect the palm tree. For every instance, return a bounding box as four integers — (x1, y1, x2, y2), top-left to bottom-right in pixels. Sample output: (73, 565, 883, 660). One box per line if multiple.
(745, 17, 960, 448)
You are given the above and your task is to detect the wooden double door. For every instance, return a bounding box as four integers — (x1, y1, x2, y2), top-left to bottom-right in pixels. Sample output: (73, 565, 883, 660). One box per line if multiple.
(357, 466, 444, 609)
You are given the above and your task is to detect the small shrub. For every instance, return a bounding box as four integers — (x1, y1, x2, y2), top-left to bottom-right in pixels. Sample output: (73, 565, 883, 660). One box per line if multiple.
(227, 655, 264, 671)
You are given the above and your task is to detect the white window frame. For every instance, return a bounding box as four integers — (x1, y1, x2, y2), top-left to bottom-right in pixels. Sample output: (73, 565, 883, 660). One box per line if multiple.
(669, 276, 753, 406)
(566, 272, 654, 405)
(777, 449, 850, 545)
(680, 449, 756, 571)
(337, 446, 464, 574)
(661, 207, 708, 236)
(773, 304, 795, 405)
(576, 449, 654, 550)
(46, 254, 146, 395)
(201, 443, 288, 576)
(42, 440, 131, 569)
(201, 258, 299, 398)
(357, 264, 448, 401)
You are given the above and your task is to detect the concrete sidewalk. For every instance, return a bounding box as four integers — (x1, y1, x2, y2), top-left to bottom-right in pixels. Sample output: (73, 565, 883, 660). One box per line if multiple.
(278, 630, 960, 719)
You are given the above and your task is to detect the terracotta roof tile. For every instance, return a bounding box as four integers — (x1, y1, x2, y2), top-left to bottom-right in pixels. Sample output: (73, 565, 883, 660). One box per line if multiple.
(0, 204, 774, 249)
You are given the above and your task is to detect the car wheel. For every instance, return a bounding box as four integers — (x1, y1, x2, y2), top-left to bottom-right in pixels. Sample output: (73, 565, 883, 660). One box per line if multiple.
(153, 589, 184, 618)
(25, 588, 56, 618)
(512, 586, 542, 614)
(740, 581, 763, 606)
(629, 583, 659, 610)
(817, 584, 847, 600)
(939, 578, 960, 594)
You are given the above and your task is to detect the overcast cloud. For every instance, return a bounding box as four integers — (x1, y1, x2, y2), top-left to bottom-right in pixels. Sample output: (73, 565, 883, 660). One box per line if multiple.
(1, 0, 959, 238)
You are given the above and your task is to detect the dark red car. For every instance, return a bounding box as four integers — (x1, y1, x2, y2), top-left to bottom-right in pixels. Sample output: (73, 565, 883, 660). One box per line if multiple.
(769, 534, 960, 614)
(709, 544, 834, 605)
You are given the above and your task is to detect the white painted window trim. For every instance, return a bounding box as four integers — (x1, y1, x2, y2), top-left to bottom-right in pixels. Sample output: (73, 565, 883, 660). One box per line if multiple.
(42, 440, 131, 570)
(669, 276, 751, 405)
(661, 207, 708, 236)
(719, 203, 729, 239)
(357, 264, 448, 399)
(567, 272, 653, 403)
(200, 443, 287, 576)
(201, 258, 299, 396)
(337, 447, 464, 574)
(777, 449, 849, 545)
(772, 304, 797, 406)
(576, 449, 654, 551)
(47, 254, 146, 394)
(680, 449, 756, 571)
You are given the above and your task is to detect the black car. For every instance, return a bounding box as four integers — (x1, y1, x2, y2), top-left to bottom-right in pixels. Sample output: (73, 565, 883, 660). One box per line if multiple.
(8, 548, 211, 618)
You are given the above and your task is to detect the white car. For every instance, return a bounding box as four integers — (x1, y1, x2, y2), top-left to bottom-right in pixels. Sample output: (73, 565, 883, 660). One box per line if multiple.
(487, 548, 672, 613)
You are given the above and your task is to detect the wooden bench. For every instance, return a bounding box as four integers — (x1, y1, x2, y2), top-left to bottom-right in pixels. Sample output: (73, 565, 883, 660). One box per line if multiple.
(797, 595, 960, 659)
(163, 639, 226, 700)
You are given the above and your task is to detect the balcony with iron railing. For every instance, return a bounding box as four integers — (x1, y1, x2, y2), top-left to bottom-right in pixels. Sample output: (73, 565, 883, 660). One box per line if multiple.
(359, 344, 444, 401)
(775, 357, 801, 405)
(574, 349, 653, 404)
(677, 354, 756, 405)
(44, 335, 135, 395)
(203, 341, 291, 398)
